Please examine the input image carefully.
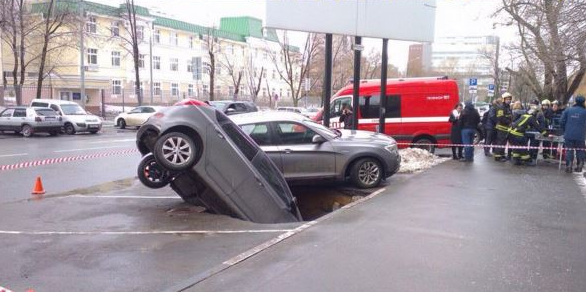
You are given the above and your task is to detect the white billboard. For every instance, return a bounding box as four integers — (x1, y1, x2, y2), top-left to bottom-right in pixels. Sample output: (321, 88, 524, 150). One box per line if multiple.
(266, 0, 436, 42)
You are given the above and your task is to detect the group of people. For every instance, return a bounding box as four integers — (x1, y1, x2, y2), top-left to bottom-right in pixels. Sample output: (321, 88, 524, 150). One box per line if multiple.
(450, 92, 586, 173)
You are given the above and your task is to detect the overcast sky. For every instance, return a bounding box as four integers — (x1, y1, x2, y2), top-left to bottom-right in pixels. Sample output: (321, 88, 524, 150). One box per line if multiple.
(96, 0, 514, 71)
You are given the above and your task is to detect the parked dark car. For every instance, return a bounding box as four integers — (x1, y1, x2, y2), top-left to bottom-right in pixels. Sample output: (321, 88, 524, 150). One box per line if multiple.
(231, 112, 401, 188)
(207, 100, 258, 115)
(0, 107, 63, 137)
(136, 104, 302, 223)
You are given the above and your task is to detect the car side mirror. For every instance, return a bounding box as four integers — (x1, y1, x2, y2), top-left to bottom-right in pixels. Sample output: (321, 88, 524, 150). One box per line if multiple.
(312, 135, 326, 144)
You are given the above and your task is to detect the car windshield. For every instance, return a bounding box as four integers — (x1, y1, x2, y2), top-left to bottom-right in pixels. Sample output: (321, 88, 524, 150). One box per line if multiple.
(61, 104, 86, 115)
(208, 101, 227, 111)
(35, 109, 57, 116)
(303, 120, 339, 139)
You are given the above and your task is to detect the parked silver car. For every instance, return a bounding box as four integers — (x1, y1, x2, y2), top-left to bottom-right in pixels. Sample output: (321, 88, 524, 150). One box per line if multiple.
(231, 112, 401, 189)
(135, 104, 302, 223)
(0, 107, 63, 137)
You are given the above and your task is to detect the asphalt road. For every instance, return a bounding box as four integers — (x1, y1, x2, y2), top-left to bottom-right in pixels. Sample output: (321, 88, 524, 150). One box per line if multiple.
(0, 127, 140, 203)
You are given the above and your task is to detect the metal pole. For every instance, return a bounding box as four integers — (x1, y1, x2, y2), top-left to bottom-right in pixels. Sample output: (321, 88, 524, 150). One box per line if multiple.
(351, 36, 362, 130)
(322, 33, 333, 127)
(149, 22, 154, 104)
(378, 38, 388, 134)
(79, 0, 86, 109)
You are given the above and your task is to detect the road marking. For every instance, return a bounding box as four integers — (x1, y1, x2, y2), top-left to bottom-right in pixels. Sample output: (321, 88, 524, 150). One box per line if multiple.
(87, 138, 135, 144)
(65, 195, 181, 199)
(0, 229, 293, 235)
(54, 145, 128, 153)
(0, 148, 138, 171)
(0, 153, 28, 158)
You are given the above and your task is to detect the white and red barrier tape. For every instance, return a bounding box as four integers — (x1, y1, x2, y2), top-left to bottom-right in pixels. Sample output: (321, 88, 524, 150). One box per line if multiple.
(0, 148, 138, 171)
(397, 142, 573, 151)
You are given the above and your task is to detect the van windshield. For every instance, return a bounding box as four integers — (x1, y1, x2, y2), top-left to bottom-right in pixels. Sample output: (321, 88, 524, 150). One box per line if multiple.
(61, 104, 87, 115)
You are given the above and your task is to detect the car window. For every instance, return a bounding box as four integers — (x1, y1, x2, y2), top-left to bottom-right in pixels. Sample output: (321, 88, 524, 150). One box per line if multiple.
(330, 96, 351, 118)
(35, 109, 58, 116)
(31, 102, 49, 108)
(142, 107, 156, 113)
(50, 104, 61, 114)
(1, 109, 14, 117)
(241, 123, 271, 146)
(13, 109, 27, 117)
(234, 103, 247, 112)
(216, 111, 259, 161)
(274, 122, 318, 145)
(129, 108, 142, 114)
(61, 104, 86, 115)
(360, 94, 401, 119)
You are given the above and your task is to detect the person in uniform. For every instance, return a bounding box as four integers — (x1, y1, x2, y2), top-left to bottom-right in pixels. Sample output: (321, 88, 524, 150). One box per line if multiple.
(493, 93, 513, 162)
(508, 105, 548, 166)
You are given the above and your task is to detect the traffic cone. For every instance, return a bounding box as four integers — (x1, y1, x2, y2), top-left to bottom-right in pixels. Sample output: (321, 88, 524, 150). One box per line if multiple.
(31, 176, 45, 195)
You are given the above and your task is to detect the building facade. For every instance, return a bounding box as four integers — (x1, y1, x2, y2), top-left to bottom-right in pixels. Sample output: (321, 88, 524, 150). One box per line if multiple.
(406, 43, 432, 77)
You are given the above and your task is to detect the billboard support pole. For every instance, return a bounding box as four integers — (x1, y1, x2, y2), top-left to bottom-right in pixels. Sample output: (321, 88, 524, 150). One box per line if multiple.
(323, 33, 333, 128)
(378, 38, 388, 134)
(352, 36, 362, 130)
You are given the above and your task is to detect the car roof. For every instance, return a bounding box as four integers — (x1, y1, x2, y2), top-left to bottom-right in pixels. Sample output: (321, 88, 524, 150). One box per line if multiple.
(230, 111, 309, 125)
(31, 99, 77, 105)
(4, 106, 28, 109)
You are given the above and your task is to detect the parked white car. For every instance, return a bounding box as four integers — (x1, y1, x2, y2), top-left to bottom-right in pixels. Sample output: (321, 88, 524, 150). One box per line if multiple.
(115, 106, 164, 129)
(30, 99, 102, 134)
(0, 106, 63, 137)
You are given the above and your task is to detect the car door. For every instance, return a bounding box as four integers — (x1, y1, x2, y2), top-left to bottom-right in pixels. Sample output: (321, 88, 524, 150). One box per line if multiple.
(12, 108, 27, 131)
(135, 106, 155, 126)
(125, 107, 143, 126)
(240, 122, 283, 172)
(0, 109, 15, 131)
(273, 121, 336, 180)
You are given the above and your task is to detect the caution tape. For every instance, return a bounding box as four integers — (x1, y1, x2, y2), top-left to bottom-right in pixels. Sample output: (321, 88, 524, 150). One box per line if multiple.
(0, 148, 139, 172)
(397, 142, 573, 151)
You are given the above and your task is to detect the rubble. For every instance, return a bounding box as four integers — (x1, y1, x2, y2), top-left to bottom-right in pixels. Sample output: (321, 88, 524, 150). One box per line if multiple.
(398, 148, 449, 173)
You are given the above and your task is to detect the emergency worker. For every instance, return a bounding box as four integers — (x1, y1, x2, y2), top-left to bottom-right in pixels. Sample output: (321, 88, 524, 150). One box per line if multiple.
(493, 93, 513, 162)
(508, 105, 547, 166)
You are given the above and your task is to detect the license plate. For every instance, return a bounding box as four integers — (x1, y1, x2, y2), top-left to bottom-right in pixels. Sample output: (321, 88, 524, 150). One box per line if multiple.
(88, 125, 99, 129)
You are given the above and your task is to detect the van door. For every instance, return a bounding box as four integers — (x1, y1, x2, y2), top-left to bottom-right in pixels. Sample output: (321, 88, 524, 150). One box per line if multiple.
(384, 95, 402, 137)
(329, 96, 351, 129)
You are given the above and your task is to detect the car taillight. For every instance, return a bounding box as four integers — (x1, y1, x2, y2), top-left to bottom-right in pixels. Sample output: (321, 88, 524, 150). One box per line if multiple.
(153, 112, 164, 119)
(35, 117, 42, 122)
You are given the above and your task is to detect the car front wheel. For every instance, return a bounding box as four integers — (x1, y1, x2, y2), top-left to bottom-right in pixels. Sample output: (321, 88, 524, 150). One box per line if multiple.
(154, 132, 199, 171)
(350, 158, 383, 189)
(137, 153, 170, 189)
(64, 123, 76, 135)
(118, 119, 126, 129)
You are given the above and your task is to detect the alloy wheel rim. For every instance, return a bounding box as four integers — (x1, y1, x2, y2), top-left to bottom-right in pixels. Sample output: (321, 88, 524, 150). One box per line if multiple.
(145, 161, 164, 183)
(23, 127, 30, 136)
(162, 136, 192, 166)
(358, 161, 380, 186)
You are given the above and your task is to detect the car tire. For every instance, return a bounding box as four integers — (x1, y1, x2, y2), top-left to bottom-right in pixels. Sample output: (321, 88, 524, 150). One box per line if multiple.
(350, 158, 383, 189)
(21, 125, 33, 137)
(137, 153, 169, 189)
(64, 123, 76, 135)
(154, 132, 199, 171)
(89, 130, 99, 134)
(118, 119, 126, 129)
(412, 137, 436, 154)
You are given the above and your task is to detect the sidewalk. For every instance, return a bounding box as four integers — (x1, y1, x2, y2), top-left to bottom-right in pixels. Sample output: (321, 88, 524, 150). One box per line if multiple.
(182, 154, 586, 292)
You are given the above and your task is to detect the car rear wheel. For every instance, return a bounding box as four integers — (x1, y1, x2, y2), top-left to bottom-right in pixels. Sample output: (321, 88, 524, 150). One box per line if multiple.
(412, 137, 435, 153)
(154, 132, 199, 171)
(21, 125, 33, 137)
(118, 119, 126, 129)
(137, 153, 169, 189)
(64, 123, 76, 135)
(350, 158, 383, 189)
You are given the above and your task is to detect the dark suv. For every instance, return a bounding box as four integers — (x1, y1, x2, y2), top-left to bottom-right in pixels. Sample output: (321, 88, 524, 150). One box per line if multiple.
(207, 101, 258, 115)
(136, 104, 301, 223)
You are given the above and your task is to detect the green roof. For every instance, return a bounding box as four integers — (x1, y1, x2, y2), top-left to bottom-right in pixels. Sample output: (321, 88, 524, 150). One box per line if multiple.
(220, 16, 280, 42)
(154, 16, 245, 42)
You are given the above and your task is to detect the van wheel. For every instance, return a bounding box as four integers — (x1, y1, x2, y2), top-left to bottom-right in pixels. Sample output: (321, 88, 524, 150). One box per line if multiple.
(154, 132, 199, 171)
(21, 125, 33, 137)
(137, 153, 169, 189)
(413, 137, 436, 153)
(64, 123, 76, 135)
(350, 158, 383, 189)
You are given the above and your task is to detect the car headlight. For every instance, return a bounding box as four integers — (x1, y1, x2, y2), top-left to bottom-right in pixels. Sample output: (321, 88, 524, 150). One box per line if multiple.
(385, 143, 398, 152)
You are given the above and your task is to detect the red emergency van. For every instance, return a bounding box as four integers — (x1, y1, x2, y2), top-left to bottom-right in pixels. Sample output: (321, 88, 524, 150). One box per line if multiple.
(316, 77, 460, 152)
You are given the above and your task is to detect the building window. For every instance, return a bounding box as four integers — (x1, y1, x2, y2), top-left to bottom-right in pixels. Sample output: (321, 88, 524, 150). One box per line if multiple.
(153, 82, 161, 96)
(111, 51, 120, 67)
(87, 48, 98, 65)
(263, 70, 267, 78)
(112, 80, 122, 95)
(137, 26, 144, 41)
(272, 70, 276, 79)
(189, 36, 194, 49)
(215, 64, 221, 75)
(170, 58, 178, 71)
(138, 54, 145, 68)
(263, 51, 268, 59)
(229, 86, 234, 96)
(111, 22, 119, 36)
(86, 16, 97, 34)
(153, 56, 161, 70)
(203, 84, 209, 95)
(194, 57, 202, 80)
(188, 84, 194, 96)
(215, 86, 221, 96)
(170, 32, 178, 46)
(262, 88, 266, 97)
(154, 29, 160, 44)
(171, 83, 179, 96)
(187, 59, 193, 72)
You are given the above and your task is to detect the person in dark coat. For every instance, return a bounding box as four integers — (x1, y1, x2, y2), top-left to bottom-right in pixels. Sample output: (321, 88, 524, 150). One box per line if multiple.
(449, 103, 463, 160)
(483, 102, 497, 156)
(339, 103, 354, 130)
(460, 101, 481, 162)
(561, 95, 586, 173)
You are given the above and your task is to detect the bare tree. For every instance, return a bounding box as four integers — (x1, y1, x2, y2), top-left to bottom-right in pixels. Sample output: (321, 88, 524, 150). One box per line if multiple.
(203, 27, 219, 101)
(118, 0, 143, 105)
(498, 0, 586, 103)
(218, 50, 243, 100)
(244, 61, 263, 102)
(270, 32, 322, 107)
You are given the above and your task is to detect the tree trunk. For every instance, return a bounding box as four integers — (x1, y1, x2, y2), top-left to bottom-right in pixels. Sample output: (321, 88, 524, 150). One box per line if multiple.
(209, 52, 215, 101)
(35, 0, 55, 100)
(233, 71, 242, 101)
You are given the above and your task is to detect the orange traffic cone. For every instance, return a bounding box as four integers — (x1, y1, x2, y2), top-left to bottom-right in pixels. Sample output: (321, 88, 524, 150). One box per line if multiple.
(31, 176, 45, 195)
